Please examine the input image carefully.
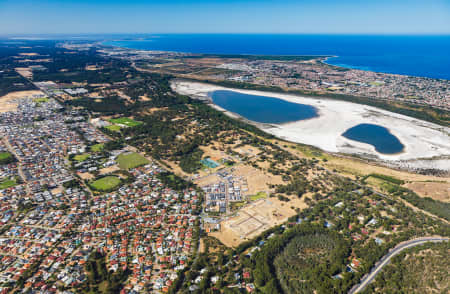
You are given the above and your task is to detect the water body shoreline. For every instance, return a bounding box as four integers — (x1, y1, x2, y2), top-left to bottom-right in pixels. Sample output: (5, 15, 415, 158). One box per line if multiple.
(209, 90, 319, 124)
(342, 123, 405, 155)
(172, 80, 450, 171)
(104, 35, 450, 80)
(106, 38, 449, 81)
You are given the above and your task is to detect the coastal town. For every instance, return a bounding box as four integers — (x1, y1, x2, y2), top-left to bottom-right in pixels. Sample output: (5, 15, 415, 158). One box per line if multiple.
(96, 45, 450, 111)
(0, 94, 200, 293)
(0, 39, 448, 294)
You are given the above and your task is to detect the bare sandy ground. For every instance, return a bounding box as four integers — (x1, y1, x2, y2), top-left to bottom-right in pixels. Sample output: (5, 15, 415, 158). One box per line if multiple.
(172, 81, 450, 171)
(77, 172, 94, 180)
(210, 197, 306, 247)
(404, 182, 450, 202)
(232, 164, 284, 195)
(0, 90, 44, 112)
(15, 67, 33, 79)
(99, 165, 120, 175)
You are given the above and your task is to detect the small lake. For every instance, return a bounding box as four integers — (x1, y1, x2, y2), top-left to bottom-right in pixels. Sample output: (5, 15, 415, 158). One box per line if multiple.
(342, 123, 404, 154)
(209, 90, 318, 124)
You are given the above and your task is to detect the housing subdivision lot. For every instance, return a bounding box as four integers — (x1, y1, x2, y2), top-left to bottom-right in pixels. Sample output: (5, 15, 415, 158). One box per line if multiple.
(211, 197, 307, 247)
(0, 92, 200, 292)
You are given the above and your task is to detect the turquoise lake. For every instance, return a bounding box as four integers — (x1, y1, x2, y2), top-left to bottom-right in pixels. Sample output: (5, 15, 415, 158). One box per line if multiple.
(209, 90, 318, 124)
(342, 124, 404, 154)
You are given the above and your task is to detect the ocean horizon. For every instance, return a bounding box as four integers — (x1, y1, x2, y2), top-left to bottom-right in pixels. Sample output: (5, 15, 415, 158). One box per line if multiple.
(103, 34, 450, 80)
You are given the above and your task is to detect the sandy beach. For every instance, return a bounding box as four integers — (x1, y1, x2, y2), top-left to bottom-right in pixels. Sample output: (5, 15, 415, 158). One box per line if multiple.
(172, 81, 450, 171)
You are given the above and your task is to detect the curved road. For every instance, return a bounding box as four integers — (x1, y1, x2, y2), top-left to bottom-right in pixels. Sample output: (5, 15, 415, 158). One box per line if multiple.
(349, 237, 449, 294)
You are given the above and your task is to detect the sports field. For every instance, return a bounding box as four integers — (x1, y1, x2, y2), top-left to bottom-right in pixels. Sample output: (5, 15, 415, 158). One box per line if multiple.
(105, 125, 122, 132)
(109, 117, 143, 127)
(90, 176, 121, 191)
(91, 143, 104, 152)
(73, 153, 90, 162)
(0, 152, 13, 164)
(0, 178, 17, 189)
(33, 97, 49, 104)
(117, 152, 149, 169)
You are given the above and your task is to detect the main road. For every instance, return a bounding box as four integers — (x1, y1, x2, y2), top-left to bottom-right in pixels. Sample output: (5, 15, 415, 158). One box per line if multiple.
(349, 236, 449, 294)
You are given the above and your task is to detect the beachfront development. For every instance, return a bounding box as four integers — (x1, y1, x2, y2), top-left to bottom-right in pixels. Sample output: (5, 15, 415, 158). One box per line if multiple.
(97, 44, 450, 111)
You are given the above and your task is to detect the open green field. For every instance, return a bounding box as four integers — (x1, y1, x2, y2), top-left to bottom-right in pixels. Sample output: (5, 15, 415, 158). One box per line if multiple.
(105, 124, 122, 132)
(222, 160, 236, 167)
(109, 117, 143, 127)
(90, 176, 121, 191)
(73, 153, 90, 162)
(33, 97, 49, 104)
(0, 178, 17, 189)
(364, 173, 405, 185)
(292, 144, 329, 160)
(0, 152, 14, 164)
(91, 143, 104, 152)
(250, 191, 267, 201)
(0, 152, 13, 160)
(230, 201, 246, 211)
(117, 152, 149, 169)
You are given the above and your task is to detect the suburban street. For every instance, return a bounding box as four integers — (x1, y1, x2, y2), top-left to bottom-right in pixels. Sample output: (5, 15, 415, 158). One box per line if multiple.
(349, 237, 449, 294)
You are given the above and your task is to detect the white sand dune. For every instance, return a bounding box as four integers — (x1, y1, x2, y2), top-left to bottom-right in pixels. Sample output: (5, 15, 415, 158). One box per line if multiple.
(172, 81, 450, 171)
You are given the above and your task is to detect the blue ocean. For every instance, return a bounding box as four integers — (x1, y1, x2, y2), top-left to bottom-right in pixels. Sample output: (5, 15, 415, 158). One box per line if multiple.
(104, 34, 450, 80)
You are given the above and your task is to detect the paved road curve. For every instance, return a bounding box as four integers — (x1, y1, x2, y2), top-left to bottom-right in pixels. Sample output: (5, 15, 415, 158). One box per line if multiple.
(349, 236, 449, 294)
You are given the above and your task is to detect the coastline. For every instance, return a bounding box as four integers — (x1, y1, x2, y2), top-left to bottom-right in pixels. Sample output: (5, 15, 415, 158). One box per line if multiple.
(101, 38, 450, 81)
(171, 80, 450, 171)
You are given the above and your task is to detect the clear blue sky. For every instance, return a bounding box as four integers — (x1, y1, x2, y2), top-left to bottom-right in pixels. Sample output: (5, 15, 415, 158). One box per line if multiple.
(1, 0, 449, 35)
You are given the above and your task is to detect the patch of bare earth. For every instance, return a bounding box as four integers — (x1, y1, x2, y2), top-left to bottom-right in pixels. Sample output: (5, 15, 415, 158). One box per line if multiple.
(77, 172, 95, 180)
(210, 196, 307, 247)
(15, 67, 33, 79)
(233, 164, 284, 195)
(0, 90, 44, 112)
(404, 182, 450, 202)
(99, 165, 120, 175)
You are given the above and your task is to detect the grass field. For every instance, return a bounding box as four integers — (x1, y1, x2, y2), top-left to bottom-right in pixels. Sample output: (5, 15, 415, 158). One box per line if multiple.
(365, 176, 398, 194)
(292, 144, 328, 160)
(105, 125, 122, 132)
(90, 176, 121, 191)
(73, 153, 90, 162)
(91, 143, 104, 152)
(0, 152, 12, 161)
(0, 178, 17, 189)
(117, 152, 149, 169)
(230, 201, 246, 211)
(249, 191, 267, 201)
(363, 173, 405, 185)
(0, 152, 13, 164)
(33, 97, 49, 104)
(109, 117, 143, 127)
